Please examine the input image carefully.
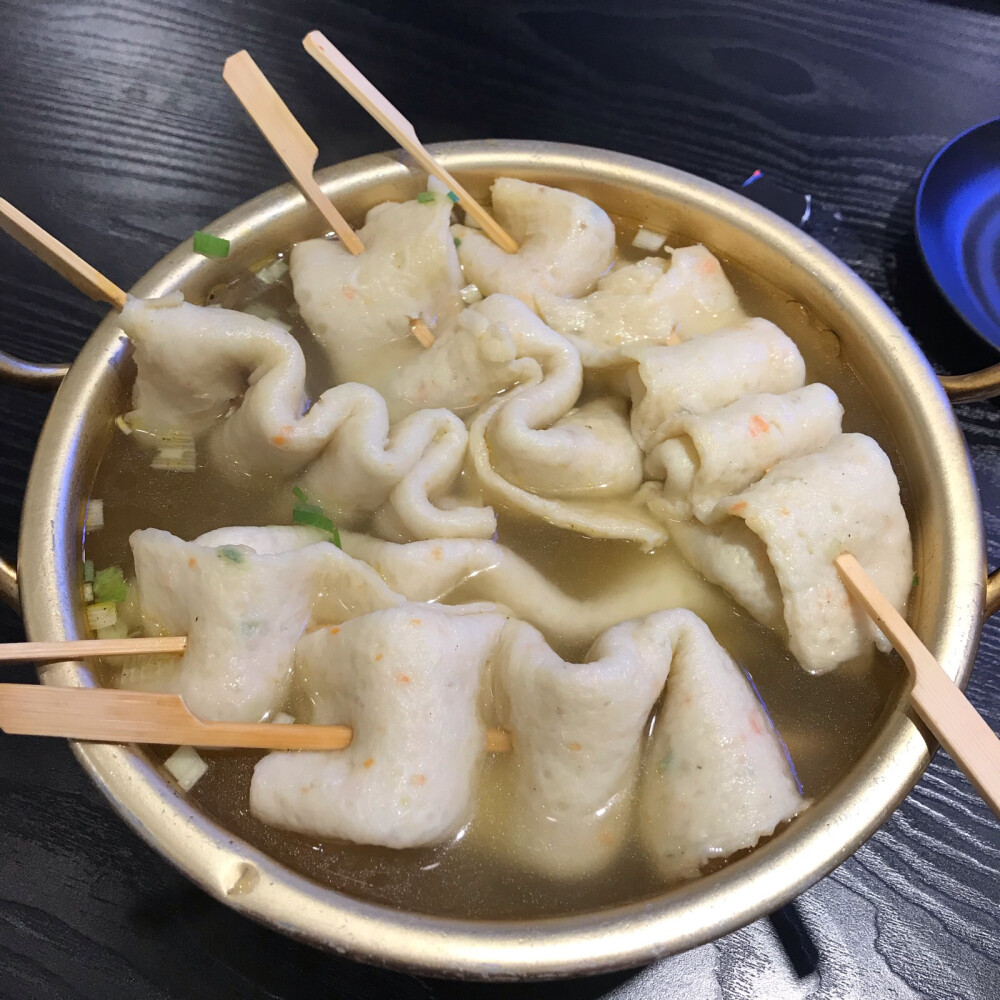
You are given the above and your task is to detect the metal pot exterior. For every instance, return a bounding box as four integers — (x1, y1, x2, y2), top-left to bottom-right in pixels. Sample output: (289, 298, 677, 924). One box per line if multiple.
(8, 141, 991, 978)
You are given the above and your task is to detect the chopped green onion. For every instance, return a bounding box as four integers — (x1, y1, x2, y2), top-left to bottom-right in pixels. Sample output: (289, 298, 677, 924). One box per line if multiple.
(96, 620, 129, 641)
(631, 227, 667, 253)
(292, 487, 341, 542)
(453, 236, 461, 248)
(293, 505, 335, 534)
(85, 499, 104, 531)
(912, 572, 919, 588)
(151, 429, 196, 472)
(93, 565, 127, 604)
(416, 191, 436, 204)
(254, 257, 289, 284)
(218, 546, 245, 564)
(86, 601, 118, 631)
(164, 746, 208, 791)
(83, 560, 95, 584)
(192, 230, 230, 258)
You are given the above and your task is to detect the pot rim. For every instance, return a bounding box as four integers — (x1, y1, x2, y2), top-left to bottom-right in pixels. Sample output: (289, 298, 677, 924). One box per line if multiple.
(16, 140, 986, 979)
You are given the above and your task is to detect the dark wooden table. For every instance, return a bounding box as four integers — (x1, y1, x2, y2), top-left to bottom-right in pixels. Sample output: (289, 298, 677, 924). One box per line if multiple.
(1, 1, 998, 996)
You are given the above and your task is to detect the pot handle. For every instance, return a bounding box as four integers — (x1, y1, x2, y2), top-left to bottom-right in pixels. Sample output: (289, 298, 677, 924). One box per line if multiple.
(939, 363, 1000, 404)
(0, 349, 71, 612)
(941, 366, 1000, 618)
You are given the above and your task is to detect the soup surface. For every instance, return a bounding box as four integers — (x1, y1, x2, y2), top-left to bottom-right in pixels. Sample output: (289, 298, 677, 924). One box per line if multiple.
(84, 208, 910, 920)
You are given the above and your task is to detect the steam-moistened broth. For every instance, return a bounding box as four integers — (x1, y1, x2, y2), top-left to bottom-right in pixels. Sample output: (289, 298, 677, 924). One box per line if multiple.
(83, 186, 910, 920)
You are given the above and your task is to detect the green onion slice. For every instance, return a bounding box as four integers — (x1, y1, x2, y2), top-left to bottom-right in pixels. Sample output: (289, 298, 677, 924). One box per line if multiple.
(193, 230, 231, 258)
(293, 505, 335, 535)
(416, 191, 436, 204)
(93, 565, 127, 604)
(83, 560, 95, 584)
(291, 487, 340, 542)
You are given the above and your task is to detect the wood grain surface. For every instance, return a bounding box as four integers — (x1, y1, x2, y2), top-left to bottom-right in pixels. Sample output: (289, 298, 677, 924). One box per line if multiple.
(0, 1, 998, 997)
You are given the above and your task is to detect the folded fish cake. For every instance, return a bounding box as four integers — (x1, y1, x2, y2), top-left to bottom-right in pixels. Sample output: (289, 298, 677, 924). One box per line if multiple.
(492, 608, 803, 879)
(672, 433, 912, 673)
(627, 318, 806, 452)
(126, 526, 402, 722)
(452, 177, 617, 306)
(250, 604, 506, 848)
(490, 614, 673, 878)
(338, 531, 722, 655)
(290, 194, 463, 387)
(465, 297, 663, 547)
(640, 611, 805, 879)
(380, 300, 535, 421)
(120, 294, 495, 541)
(536, 246, 745, 368)
(646, 383, 844, 523)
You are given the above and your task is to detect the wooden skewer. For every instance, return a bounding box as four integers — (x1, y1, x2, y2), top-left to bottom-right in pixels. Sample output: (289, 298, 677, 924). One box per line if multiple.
(0, 199, 128, 310)
(0, 683, 514, 752)
(410, 317, 435, 347)
(302, 30, 520, 254)
(835, 553, 1000, 817)
(223, 50, 365, 255)
(0, 637, 187, 663)
(223, 50, 435, 350)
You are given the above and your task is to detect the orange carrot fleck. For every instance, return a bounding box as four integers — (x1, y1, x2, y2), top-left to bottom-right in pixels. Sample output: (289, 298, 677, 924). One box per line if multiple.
(343, 285, 356, 300)
(329, 626, 340, 635)
(363, 757, 375, 768)
(730, 501, 747, 514)
(374, 652, 383, 661)
(748, 414, 769, 437)
(568, 742, 582, 752)
(409, 618, 422, 626)
(188, 557, 197, 569)
(431, 547, 443, 561)
(396, 673, 411, 684)
(411, 774, 426, 786)
(272, 435, 286, 446)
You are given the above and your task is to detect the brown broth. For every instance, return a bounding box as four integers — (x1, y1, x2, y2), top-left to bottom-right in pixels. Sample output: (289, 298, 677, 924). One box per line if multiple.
(83, 217, 909, 920)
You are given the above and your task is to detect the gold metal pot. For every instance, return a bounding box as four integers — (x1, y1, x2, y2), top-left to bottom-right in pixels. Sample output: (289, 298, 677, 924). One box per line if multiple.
(1, 141, 998, 979)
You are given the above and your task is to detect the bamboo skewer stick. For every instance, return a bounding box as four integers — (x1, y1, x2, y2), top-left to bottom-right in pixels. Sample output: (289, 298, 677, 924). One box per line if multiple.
(409, 317, 435, 347)
(836, 553, 1000, 817)
(0, 199, 128, 310)
(0, 637, 187, 662)
(0, 684, 514, 753)
(223, 49, 434, 348)
(302, 30, 520, 254)
(223, 50, 365, 255)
